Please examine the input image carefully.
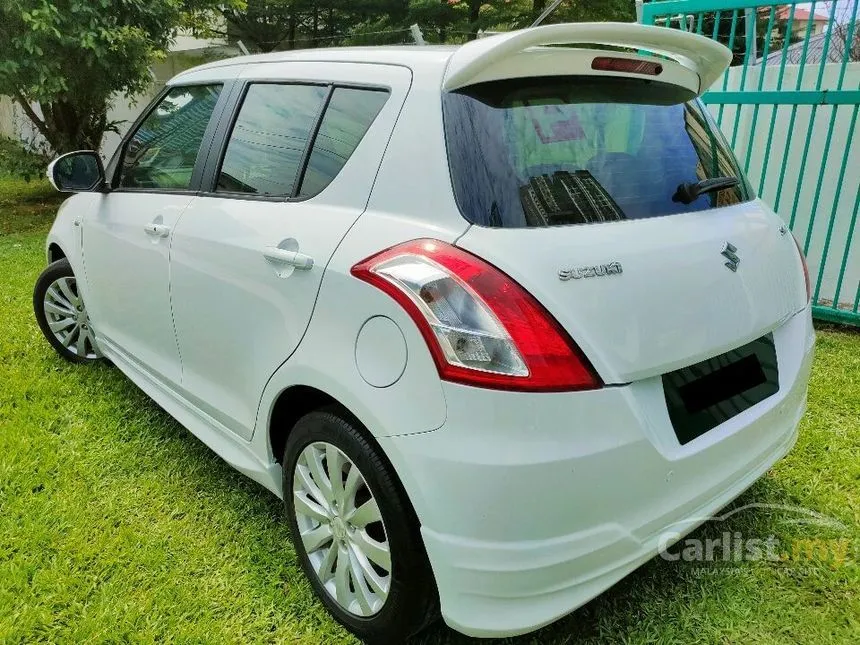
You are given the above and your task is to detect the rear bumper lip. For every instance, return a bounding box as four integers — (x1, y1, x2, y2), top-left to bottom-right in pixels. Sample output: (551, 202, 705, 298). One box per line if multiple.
(424, 420, 801, 638)
(379, 308, 814, 638)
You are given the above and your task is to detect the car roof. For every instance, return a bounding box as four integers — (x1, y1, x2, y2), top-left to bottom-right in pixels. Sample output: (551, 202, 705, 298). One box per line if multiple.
(170, 45, 459, 84)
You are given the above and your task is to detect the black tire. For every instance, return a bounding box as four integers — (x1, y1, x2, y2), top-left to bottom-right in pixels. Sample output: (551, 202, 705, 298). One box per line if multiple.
(33, 258, 101, 364)
(283, 408, 439, 643)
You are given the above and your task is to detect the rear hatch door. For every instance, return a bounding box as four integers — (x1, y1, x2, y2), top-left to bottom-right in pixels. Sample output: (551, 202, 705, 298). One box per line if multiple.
(444, 74, 807, 383)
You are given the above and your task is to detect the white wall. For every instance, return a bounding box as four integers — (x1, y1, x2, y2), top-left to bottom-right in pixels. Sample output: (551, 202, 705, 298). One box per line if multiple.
(0, 95, 47, 152)
(98, 35, 236, 156)
(0, 37, 234, 160)
(0, 86, 163, 161)
(710, 62, 860, 311)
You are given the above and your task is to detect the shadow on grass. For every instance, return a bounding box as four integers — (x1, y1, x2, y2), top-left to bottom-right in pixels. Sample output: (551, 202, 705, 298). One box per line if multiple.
(61, 357, 290, 541)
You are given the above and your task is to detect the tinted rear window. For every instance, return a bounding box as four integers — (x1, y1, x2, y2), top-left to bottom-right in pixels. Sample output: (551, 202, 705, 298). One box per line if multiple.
(443, 76, 752, 228)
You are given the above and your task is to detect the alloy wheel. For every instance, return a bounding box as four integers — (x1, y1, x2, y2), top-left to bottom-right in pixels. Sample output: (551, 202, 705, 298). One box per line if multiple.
(43, 276, 101, 360)
(292, 441, 391, 617)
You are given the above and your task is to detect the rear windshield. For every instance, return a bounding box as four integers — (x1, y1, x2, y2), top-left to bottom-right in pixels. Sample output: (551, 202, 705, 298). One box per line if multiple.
(443, 76, 753, 228)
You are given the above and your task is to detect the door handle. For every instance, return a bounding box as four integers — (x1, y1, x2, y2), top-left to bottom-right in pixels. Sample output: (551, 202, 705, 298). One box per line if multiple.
(144, 223, 171, 238)
(263, 246, 314, 270)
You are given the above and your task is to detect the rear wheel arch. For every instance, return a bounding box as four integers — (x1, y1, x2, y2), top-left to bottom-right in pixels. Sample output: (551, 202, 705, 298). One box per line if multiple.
(269, 385, 344, 465)
(282, 408, 440, 640)
(268, 384, 427, 538)
(268, 385, 395, 469)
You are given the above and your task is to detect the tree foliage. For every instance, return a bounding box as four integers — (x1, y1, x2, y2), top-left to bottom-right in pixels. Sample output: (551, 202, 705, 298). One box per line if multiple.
(220, 0, 412, 52)
(219, 0, 635, 50)
(0, 0, 236, 153)
(0, 136, 51, 181)
(1, 0, 634, 154)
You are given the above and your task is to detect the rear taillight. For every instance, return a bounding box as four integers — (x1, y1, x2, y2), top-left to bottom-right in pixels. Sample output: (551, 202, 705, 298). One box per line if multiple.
(351, 240, 602, 392)
(792, 234, 812, 303)
(591, 56, 663, 76)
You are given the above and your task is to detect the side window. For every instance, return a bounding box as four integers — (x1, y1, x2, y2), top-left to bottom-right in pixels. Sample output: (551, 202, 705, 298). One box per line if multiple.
(119, 84, 222, 190)
(297, 87, 389, 198)
(216, 83, 328, 197)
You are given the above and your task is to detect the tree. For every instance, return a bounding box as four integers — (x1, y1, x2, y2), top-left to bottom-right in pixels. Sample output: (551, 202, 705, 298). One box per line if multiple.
(507, 0, 634, 30)
(826, 1, 860, 62)
(219, 1, 411, 51)
(221, 0, 634, 50)
(545, 0, 635, 25)
(832, 19, 860, 61)
(222, 0, 298, 52)
(0, 0, 237, 154)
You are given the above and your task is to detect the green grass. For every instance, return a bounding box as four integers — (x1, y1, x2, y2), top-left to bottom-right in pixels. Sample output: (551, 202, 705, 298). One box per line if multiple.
(1, 178, 858, 643)
(0, 178, 61, 236)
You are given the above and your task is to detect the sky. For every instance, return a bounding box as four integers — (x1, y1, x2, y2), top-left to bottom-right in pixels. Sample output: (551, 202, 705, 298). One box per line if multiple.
(797, 1, 860, 23)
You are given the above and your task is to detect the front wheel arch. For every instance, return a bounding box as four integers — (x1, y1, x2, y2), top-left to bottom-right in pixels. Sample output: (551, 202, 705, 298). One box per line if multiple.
(47, 242, 67, 264)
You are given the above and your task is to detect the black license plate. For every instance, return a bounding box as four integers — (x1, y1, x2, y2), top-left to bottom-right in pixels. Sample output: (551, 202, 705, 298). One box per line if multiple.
(662, 333, 779, 445)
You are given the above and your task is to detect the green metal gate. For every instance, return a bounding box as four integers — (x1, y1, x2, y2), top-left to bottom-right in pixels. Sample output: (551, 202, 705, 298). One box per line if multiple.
(640, 0, 860, 326)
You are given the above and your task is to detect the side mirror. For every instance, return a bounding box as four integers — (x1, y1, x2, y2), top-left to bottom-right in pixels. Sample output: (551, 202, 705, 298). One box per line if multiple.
(46, 151, 105, 193)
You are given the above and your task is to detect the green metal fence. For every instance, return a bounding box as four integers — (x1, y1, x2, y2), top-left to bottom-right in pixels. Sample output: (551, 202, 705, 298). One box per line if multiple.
(641, 0, 860, 326)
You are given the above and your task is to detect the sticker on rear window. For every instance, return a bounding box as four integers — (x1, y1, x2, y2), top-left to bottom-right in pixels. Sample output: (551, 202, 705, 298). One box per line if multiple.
(528, 105, 585, 144)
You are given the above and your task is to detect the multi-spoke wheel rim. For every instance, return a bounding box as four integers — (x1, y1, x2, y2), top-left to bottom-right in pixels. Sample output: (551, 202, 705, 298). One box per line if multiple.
(43, 276, 100, 359)
(293, 441, 391, 617)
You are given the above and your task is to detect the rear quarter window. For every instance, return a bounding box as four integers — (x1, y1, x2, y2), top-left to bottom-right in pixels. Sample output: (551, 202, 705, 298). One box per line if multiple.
(443, 76, 753, 228)
(298, 87, 389, 198)
(215, 83, 388, 199)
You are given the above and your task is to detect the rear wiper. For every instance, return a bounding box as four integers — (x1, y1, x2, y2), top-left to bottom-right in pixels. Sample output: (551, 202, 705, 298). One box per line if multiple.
(672, 177, 739, 204)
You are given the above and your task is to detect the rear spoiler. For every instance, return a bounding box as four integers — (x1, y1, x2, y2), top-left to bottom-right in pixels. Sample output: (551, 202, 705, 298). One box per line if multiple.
(442, 22, 732, 95)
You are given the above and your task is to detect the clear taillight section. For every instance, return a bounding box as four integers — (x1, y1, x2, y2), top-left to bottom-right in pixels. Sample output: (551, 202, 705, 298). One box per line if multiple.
(351, 240, 602, 392)
(368, 253, 529, 377)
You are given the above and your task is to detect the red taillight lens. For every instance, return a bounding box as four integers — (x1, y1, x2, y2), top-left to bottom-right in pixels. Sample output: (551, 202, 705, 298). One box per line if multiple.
(792, 234, 812, 303)
(351, 240, 602, 392)
(591, 56, 663, 76)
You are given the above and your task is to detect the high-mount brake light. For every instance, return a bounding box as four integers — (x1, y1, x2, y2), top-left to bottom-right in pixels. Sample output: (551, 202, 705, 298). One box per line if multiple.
(351, 240, 602, 392)
(591, 56, 663, 76)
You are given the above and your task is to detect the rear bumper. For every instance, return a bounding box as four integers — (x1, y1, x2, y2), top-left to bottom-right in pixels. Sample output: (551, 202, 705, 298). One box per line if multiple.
(379, 308, 815, 638)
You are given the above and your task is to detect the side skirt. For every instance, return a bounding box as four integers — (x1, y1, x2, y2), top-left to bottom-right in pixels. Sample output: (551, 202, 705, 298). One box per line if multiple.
(98, 336, 283, 497)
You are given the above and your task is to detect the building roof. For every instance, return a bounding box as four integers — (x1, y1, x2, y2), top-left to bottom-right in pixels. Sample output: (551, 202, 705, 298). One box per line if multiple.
(759, 30, 847, 64)
(774, 7, 830, 22)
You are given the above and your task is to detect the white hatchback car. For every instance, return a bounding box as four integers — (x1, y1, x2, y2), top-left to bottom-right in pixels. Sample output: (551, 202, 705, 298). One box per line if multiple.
(35, 23, 814, 642)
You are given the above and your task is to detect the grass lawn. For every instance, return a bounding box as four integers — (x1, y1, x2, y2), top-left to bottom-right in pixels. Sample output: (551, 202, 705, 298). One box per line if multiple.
(1, 177, 858, 644)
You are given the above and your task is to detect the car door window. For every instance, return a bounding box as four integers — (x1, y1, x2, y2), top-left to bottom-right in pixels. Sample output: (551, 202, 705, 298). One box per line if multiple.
(216, 83, 328, 197)
(119, 84, 222, 191)
(297, 87, 389, 198)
